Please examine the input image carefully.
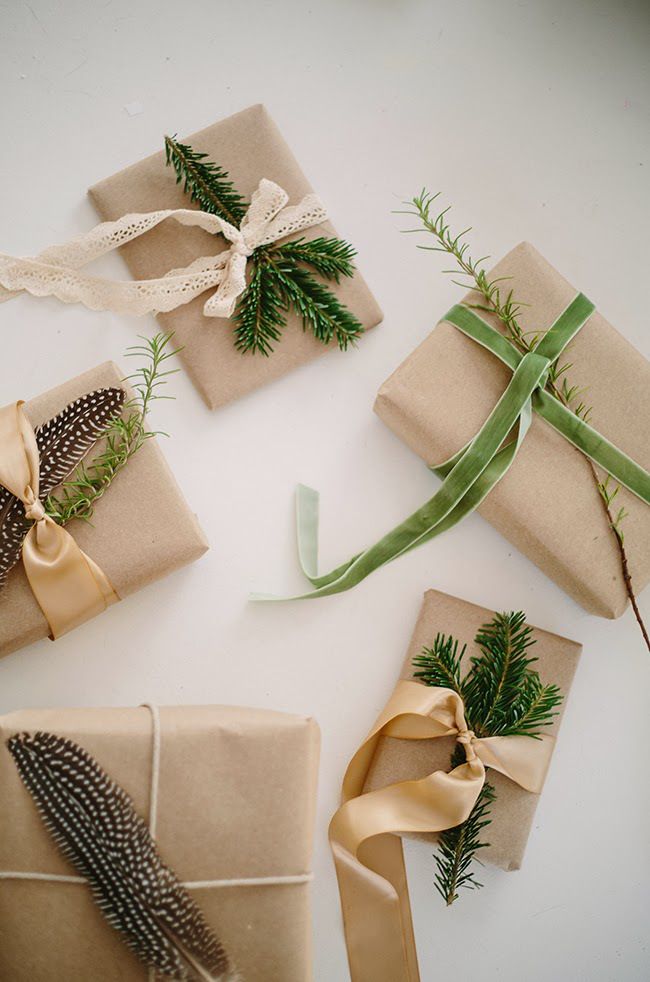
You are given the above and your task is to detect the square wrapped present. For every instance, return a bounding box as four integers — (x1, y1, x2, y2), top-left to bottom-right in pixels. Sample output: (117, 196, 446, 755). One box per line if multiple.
(363, 589, 581, 871)
(0, 361, 208, 658)
(0, 703, 320, 981)
(375, 243, 650, 617)
(89, 103, 383, 409)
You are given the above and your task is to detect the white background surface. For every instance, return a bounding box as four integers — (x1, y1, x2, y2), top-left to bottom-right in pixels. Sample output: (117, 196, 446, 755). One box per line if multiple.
(1, 1, 649, 979)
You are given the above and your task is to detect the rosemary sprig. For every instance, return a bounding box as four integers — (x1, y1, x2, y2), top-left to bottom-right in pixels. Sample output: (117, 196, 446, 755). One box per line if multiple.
(413, 613, 562, 906)
(45, 333, 179, 525)
(400, 191, 649, 651)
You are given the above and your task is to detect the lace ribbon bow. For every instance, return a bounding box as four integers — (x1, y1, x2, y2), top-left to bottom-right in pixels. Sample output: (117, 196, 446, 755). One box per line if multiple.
(0, 402, 118, 638)
(329, 680, 555, 982)
(0, 179, 327, 319)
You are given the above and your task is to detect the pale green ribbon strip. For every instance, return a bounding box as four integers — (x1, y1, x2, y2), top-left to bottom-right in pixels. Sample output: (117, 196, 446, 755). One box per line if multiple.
(254, 292, 650, 600)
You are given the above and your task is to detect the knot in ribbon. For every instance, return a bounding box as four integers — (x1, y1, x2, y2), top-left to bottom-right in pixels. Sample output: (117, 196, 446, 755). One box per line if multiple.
(0, 402, 118, 639)
(456, 726, 477, 759)
(329, 679, 555, 982)
(23, 491, 46, 524)
(0, 178, 328, 320)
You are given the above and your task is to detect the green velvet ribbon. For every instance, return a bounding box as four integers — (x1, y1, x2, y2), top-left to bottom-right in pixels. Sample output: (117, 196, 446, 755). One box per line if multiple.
(256, 293, 650, 600)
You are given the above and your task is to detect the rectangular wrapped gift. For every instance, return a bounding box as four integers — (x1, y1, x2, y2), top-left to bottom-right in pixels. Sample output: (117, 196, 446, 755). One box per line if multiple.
(363, 588, 581, 871)
(0, 361, 208, 658)
(375, 243, 650, 617)
(0, 703, 320, 981)
(89, 103, 383, 409)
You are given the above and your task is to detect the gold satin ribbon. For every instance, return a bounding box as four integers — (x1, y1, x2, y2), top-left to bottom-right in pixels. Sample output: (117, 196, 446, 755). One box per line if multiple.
(0, 401, 118, 638)
(329, 680, 555, 982)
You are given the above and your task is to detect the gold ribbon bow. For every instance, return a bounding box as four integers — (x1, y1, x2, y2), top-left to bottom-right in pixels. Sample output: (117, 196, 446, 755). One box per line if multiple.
(329, 679, 555, 982)
(0, 402, 118, 638)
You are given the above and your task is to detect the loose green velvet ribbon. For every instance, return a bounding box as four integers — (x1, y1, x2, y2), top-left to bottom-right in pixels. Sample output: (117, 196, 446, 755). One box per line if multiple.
(256, 293, 650, 600)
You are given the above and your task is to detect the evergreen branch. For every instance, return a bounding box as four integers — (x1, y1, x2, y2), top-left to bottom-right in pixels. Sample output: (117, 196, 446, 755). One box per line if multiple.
(496, 675, 562, 737)
(412, 633, 465, 694)
(270, 236, 357, 282)
(233, 256, 286, 356)
(401, 190, 649, 653)
(416, 612, 563, 905)
(464, 611, 538, 737)
(265, 256, 364, 351)
(45, 334, 179, 525)
(164, 135, 247, 227)
(434, 745, 495, 905)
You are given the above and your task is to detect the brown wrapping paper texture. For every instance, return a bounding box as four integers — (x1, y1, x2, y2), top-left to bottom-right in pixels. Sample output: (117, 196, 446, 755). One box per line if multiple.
(374, 242, 650, 618)
(0, 704, 320, 981)
(89, 103, 383, 410)
(0, 361, 208, 658)
(363, 589, 581, 871)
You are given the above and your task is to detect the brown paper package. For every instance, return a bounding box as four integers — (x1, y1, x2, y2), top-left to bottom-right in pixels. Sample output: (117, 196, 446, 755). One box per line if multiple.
(0, 361, 208, 658)
(375, 243, 650, 617)
(363, 589, 581, 871)
(89, 103, 383, 410)
(0, 704, 320, 981)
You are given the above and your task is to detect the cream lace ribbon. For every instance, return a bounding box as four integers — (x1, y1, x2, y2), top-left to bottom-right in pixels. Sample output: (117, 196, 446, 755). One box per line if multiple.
(329, 680, 555, 982)
(0, 705, 313, 982)
(0, 179, 328, 319)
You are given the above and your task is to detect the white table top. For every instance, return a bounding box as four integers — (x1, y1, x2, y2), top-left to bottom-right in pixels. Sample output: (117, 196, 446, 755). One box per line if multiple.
(1, 1, 649, 979)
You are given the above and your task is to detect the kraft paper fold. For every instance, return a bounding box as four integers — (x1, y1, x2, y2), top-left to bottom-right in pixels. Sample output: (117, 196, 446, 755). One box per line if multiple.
(0, 362, 208, 658)
(362, 589, 581, 871)
(89, 104, 383, 410)
(374, 243, 650, 618)
(0, 704, 320, 982)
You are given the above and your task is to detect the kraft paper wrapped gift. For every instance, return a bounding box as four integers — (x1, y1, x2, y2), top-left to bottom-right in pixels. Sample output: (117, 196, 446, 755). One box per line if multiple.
(362, 589, 581, 871)
(0, 704, 320, 981)
(375, 243, 650, 617)
(0, 361, 208, 658)
(89, 103, 383, 410)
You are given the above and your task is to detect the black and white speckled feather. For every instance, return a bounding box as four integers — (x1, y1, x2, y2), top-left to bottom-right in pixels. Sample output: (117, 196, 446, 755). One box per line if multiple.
(8, 732, 237, 982)
(0, 387, 124, 589)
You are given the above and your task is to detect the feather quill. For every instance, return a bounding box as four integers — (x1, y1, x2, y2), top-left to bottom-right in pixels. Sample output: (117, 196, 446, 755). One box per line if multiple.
(8, 731, 238, 982)
(0, 387, 125, 589)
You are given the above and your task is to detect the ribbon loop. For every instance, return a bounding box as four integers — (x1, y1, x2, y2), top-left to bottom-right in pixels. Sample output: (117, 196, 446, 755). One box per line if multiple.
(254, 287, 650, 603)
(0, 179, 328, 320)
(0, 402, 119, 639)
(330, 680, 555, 981)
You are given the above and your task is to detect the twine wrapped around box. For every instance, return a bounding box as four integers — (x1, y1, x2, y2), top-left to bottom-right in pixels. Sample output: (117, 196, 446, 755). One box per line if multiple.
(0, 704, 320, 981)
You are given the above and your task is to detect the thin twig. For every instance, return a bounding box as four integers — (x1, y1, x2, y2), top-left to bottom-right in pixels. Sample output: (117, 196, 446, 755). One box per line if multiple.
(403, 192, 649, 651)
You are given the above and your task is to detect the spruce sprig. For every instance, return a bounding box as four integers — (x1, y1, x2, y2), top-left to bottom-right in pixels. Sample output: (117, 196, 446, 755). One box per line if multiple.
(164, 135, 362, 356)
(433, 745, 496, 905)
(45, 333, 179, 525)
(413, 612, 562, 906)
(164, 135, 247, 227)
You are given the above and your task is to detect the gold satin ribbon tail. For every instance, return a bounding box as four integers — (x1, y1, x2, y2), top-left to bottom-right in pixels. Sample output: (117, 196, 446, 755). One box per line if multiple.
(0, 401, 118, 638)
(329, 680, 554, 982)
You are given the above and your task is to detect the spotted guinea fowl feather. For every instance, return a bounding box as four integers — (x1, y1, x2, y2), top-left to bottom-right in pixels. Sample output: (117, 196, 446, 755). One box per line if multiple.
(8, 732, 237, 982)
(0, 387, 125, 590)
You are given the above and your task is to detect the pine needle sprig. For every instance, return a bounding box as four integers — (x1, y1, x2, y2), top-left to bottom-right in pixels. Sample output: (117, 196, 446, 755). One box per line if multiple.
(45, 333, 179, 525)
(414, 612, 563, 906)
(233, 247, 363, 354)
(433, 744, 495, 906)
(269, 260, 363, 350)
(271, 236, 357, 281)
(412, 632, 464, 695)
(233, 256, 286, 356)
(399, 190, 650, 652)
(164, 135, 247, 227)
(164, 137, 362, 356)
